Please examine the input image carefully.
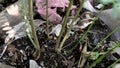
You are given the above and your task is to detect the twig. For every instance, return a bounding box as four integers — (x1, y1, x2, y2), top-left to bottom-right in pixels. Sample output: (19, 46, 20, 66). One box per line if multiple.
(0, 39, 14, 58)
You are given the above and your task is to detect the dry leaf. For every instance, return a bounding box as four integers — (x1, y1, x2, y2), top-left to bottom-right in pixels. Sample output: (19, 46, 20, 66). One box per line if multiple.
(5, 19, 45, 43)
(49, 24, 62, 36)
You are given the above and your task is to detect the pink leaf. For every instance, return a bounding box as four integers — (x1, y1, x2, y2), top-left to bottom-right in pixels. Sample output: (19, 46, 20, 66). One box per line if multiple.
(35, 0, 76, 24)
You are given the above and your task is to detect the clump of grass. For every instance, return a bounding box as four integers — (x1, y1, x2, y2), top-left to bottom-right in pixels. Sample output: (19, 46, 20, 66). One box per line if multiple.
(89, 41, 120, 68)
(21, 0, 120, 67)
(57, 0, 85, 52)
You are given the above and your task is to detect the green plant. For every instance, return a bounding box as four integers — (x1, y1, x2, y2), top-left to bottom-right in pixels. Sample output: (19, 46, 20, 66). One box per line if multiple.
(55, 0, 73, 52)
(21, 0, 40, 59)
(88, 6, 120, 67)
(46, 0, 49, 38)
(21, 0, 120, 67)
(89, 41, 120, 68)
(57, 0, 85, 52)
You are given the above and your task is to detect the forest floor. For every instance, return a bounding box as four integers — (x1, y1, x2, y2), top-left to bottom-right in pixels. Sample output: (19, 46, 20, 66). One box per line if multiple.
(0, 0, 119, 68)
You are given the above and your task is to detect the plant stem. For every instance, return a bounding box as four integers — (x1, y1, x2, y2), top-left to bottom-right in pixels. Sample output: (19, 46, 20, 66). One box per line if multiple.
(22, 0, 35, 46)
(56, 0, 73, 52)
(28, 0, 40, 52)
(46, 0, 49, 38)
(58, 0, 85, 52)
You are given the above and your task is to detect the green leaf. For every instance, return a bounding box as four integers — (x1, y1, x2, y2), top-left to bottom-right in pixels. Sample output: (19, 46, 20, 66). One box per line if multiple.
(90, 52, 99, 60)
